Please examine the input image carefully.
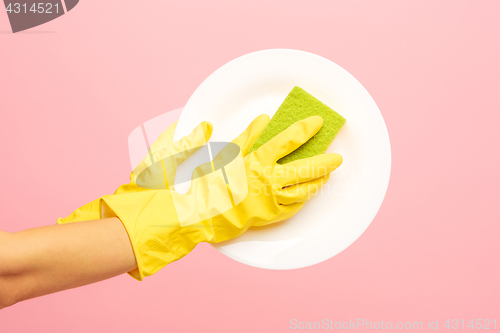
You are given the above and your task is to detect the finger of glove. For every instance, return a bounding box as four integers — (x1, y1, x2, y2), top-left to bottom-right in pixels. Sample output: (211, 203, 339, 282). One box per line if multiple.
(148, 120, 178, 154)
(256, 116, 323, 163)
(188, 115, 269, 186)
(189, 115, 269, 181)
(161, 121, 214, 189)
(273, 153, 343, 187)
(190, 114, 271, 182)
(161, 120, 213, 166)
(133, 121, 213, 180)
(277, 173, 331, 205)
(231, 114, 270, 156)
(130, 121, 177, 180)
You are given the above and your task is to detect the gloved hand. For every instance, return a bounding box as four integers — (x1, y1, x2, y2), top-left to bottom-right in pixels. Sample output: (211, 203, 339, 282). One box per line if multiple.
(98, 115, 343, 280)
(57, 120, 213, 224)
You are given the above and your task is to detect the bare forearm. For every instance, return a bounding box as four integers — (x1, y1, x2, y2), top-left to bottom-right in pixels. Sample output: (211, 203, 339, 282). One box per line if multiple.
(0, 218, 136, 308)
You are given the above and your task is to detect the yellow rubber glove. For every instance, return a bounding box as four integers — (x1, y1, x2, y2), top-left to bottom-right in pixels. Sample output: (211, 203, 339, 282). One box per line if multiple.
(98, 115, 343, 280)
(57, 120, 213, 224)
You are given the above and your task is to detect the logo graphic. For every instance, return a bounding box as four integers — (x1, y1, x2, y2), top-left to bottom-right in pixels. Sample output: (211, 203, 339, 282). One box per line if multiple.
(4, 0, 78, 33)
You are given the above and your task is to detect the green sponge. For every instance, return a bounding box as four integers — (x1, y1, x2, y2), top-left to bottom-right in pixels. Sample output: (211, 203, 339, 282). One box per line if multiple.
(247, 86, 346, 164)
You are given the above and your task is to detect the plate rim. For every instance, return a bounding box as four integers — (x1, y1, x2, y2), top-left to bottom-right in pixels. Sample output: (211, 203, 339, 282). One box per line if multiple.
(176, 48, 392, 270)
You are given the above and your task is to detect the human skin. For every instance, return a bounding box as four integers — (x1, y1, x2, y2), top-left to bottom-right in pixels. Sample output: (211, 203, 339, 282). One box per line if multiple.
(0, 218, 136, 309)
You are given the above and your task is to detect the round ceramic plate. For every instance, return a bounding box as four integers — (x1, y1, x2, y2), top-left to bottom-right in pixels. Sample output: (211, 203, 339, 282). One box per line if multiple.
(173, 49, 391, 269)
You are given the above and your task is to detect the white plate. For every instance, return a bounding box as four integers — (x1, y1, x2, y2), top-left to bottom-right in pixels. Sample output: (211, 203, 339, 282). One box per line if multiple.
(173, 49, 391, 270)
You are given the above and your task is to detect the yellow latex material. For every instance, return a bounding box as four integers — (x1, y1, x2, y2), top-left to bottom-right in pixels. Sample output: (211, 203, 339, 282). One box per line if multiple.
(57, 120, 213, 224)
(95, 115, 343, 280)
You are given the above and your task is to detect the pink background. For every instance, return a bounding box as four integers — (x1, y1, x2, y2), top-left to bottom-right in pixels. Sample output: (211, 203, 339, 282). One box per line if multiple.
(1, 1, 499, 331)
